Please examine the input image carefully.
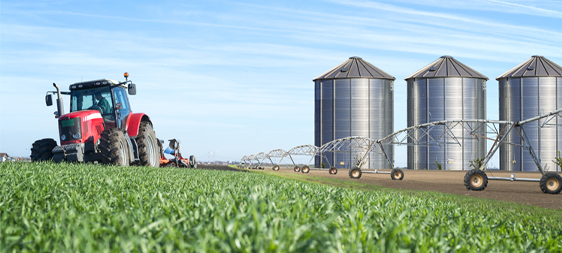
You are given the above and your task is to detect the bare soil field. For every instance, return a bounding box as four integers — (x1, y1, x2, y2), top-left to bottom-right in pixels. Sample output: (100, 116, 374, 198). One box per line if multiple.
(263, 167, 562, 210)
(197, 164, 247, 172)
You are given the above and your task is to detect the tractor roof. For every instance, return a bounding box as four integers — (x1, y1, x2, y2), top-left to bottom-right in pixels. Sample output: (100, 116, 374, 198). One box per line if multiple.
(69, 79, 120, 90)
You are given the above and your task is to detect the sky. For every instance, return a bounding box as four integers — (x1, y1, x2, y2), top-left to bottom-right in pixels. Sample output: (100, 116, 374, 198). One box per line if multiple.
(1, 0, 561, 167)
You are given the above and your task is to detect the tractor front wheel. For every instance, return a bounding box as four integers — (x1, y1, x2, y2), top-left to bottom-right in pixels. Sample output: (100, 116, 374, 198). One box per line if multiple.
(464, 169, 488, 191)
(540, 172, 562, 194)
(30, 138, 57, 162)
(100, 129, 130, 166)
(136, 121, 160, 167)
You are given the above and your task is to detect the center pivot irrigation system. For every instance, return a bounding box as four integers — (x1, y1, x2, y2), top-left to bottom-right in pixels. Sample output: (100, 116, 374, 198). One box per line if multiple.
(241, 109, 562, 194)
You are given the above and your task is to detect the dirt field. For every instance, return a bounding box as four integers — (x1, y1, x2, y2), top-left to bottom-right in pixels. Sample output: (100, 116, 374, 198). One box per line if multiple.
(263, 167, 562, 210)
(197, 164, 248, 172)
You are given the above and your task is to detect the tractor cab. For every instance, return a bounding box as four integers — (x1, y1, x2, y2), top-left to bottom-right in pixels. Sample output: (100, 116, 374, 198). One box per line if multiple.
(68, 79, 132, 130)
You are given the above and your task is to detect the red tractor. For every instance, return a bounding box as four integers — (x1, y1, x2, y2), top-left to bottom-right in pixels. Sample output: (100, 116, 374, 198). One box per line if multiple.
(30, 73, 161, 167)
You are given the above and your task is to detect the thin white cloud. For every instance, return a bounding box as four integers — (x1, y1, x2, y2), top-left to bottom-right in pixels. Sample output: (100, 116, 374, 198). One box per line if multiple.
(486, 0, 562, 16)
(360, 0, 562, 18)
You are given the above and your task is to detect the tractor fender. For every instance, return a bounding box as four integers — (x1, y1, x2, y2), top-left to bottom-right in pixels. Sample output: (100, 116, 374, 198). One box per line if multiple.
(127, 113, 152, 138)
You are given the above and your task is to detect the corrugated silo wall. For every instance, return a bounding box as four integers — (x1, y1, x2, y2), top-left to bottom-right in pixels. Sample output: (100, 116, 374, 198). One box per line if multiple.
(499, 77, 561, 172)
(315, 78, 393, 169)
(407, 77, 486, 170)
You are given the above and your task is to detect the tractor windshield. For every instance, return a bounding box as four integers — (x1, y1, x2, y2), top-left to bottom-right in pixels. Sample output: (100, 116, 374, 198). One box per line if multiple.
(70, 87, 114, 117)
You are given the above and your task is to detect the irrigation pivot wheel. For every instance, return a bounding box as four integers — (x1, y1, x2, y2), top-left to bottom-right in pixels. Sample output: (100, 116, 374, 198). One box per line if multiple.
(294, 166, 301, 172)
(349, 167, 362, 179)
(258, 166, 264, 170)
(464, 169, 488, 191)
(539, 172, 562, 194)
(272, 165, 280, 171)
(329, 167, 338, 175)
(302, 165, 310, 174)
(390, 168, 404, 180)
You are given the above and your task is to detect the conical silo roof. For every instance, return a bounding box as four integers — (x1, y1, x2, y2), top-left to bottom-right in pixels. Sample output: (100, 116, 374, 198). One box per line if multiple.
(313, 56, 395, 81)
(405, 55, 488, 80)
(496, 55, 562, 80)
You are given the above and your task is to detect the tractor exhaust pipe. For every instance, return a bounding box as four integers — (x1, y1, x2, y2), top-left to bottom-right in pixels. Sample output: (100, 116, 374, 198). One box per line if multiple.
(53, 83, 64, 116)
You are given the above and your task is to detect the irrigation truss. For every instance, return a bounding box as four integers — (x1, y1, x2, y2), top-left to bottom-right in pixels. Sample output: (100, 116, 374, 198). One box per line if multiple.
(241, 108, 562, 174)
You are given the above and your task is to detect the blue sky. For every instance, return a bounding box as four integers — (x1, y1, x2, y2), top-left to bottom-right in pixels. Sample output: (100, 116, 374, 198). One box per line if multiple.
(1, 0, 561, 166)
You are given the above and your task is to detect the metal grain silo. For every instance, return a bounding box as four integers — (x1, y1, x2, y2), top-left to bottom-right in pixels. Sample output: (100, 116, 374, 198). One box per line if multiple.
(314, 56, 395, 169)
(406, 56, 488, 170)
(498, 55, 562, 172)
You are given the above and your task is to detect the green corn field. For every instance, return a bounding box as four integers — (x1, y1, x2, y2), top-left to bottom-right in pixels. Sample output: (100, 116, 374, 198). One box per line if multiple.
(0, 162, 561, 252)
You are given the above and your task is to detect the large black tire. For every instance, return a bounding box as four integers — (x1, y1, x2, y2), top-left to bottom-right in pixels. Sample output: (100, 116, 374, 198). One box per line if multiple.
(539, 172, 562, 194)
(99, 129, 130, 166)
(136, 121, 160, 167)
(189, 155, 197, 168)
(30, 138, 57, 162)
(464, 169, 488, 191)
(329, 167, 338, 175)
(349, 167, 362, 179)
(390, 168, 404, 180)
(294, 166, 300, 172)
(302, 165, 310, 174)
(272, 165, 280, 171)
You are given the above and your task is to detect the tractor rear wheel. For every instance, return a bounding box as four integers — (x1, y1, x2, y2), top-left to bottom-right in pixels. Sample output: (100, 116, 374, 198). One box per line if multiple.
(329, 167, 338, 175)
(189, 155, 197, 168)
(302, 166, 310, 173)
(464, 169, 488, 191)
(137, 122, 160, 167)
(540, 172, 562, 194)
(390, 168, 404, 180)
(30, 138, 57, 162)
(349, 167, 362, 179)
(100, 129, 130, 166)
(294, 166, 300, 172)
(272, 165, 280, 171)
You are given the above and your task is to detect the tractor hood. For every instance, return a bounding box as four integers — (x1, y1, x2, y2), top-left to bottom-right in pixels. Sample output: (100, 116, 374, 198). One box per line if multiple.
(58, 110, 104, 145)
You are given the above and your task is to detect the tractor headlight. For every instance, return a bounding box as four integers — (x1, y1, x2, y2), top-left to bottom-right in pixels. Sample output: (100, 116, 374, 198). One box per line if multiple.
(61, 134, 66, 141)
(73, 133, 81, 139)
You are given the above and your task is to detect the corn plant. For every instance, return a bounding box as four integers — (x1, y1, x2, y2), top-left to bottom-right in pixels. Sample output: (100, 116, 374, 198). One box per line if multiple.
(432, 159, 443, 170)
(0, 162, 560, 252)
(469, 157, 486, 170)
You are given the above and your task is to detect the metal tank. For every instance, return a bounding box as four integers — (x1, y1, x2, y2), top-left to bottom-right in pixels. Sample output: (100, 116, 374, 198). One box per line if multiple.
(314, 56, 395, 169)
(406, 56, 488, 170)
(498, 55, 562, 172)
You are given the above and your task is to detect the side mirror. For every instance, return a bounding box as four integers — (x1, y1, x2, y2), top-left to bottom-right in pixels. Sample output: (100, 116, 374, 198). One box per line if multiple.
(128, 83, 137, 95)
(45, 94, 53, 106)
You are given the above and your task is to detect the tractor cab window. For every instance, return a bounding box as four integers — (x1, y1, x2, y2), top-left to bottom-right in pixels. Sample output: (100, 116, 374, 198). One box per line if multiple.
(70, 87, 114, 118)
